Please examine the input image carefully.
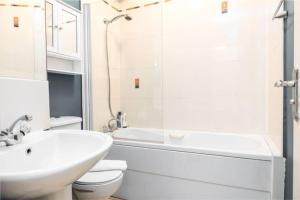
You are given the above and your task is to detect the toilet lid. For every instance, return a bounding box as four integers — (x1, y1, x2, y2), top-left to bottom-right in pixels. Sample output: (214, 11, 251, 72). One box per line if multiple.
(90, 160, 127, 172)
(75, 170, 122, 185)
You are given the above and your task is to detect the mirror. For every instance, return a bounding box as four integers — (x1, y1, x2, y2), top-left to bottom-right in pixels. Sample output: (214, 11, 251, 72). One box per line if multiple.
(0, 0, 47, 80)
(60, 9, 78, 55)
(46, 1, 54, 49)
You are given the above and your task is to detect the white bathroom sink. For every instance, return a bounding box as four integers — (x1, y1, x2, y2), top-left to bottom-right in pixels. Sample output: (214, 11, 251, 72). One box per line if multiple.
(0, 130, 112, 199)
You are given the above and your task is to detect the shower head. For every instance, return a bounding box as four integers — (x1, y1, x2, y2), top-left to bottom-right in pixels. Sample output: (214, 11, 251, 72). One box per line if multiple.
(104, 14, 132, 24)
(124, 15, 132, 21)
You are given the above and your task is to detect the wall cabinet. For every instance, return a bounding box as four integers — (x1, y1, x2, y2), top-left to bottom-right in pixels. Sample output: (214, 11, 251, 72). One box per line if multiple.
(46, 0, 81, 60)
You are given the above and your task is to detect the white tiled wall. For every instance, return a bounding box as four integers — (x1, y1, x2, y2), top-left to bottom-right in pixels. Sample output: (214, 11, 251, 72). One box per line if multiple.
(90, 0, 122, 131)
(91, 0, 283, 151)
(161, 0, 269, 134)
(119, 0, 282, 136)
(0, 0, 46, 80)
(265, 0, 283, 153)
(120, 3, 163, 128)
(0, 78, 50, 132)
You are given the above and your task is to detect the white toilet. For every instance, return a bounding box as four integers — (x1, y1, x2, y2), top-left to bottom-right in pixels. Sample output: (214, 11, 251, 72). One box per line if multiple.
(73, 160, 127, 200)
(50, 116, 127, 200)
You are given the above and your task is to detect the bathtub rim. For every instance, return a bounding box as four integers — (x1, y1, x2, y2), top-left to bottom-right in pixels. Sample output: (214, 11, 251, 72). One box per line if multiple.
(113, 138, 276, 161)
(111, 128, 283, 161)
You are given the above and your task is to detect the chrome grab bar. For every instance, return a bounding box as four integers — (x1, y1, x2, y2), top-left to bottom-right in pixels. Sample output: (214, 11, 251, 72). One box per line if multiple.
(272, 0, 288, 20)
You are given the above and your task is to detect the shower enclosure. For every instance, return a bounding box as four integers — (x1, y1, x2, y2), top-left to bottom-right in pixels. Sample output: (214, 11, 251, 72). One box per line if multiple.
(86, 0, 283, 140)
(103, 14, 132, 132)
(83, 0, 285, 199)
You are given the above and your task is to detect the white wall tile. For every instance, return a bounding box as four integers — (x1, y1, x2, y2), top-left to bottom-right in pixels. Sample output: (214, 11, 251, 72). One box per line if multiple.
(161, 0, 272, 134)
(0, 3, 46, 80)
(121, 98, 163, 128)
(90, 0, 283, 145)
(0, 78, 50, 132)
(265, 0, 284, 153)
(90, 1, 122, 130)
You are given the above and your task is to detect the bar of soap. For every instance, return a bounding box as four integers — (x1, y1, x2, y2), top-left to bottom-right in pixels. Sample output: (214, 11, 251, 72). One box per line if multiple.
(169, 132, 185, 139)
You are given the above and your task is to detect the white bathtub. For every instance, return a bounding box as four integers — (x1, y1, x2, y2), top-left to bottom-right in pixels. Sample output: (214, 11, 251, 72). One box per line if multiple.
(106, 128, 285, 200)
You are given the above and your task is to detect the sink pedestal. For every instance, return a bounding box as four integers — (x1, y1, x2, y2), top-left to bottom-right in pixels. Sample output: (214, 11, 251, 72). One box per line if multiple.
(35, 185, 72, 200)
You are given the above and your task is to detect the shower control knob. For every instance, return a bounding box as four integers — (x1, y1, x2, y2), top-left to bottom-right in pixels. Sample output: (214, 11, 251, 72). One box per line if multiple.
(290, 99, 296, 105)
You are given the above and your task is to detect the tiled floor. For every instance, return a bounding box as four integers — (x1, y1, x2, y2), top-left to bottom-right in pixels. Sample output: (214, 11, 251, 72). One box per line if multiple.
(74, 196, 123, 200)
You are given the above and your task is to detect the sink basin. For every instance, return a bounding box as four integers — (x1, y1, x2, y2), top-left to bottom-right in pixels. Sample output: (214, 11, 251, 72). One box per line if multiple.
(0, 130, 112, 200)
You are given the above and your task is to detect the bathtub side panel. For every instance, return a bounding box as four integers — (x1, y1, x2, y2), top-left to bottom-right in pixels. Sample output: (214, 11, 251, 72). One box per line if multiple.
(114, 170, 271, 200)
(107, 144, 272, 192)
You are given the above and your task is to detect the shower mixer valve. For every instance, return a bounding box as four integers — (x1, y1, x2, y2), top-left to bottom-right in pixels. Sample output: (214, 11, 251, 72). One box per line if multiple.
(274, 69, 299, 121)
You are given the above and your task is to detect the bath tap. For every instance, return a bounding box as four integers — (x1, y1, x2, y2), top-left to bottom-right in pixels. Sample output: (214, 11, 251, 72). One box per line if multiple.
(0, 115, 32, 147)
(8, 115, 32, 133)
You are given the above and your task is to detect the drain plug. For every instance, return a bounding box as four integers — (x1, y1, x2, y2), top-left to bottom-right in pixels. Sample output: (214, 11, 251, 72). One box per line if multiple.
(25, 148, 32, 155)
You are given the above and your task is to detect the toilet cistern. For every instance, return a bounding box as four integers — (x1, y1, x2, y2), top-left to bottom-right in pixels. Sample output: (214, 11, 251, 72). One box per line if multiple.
(0, 115, 32, 146)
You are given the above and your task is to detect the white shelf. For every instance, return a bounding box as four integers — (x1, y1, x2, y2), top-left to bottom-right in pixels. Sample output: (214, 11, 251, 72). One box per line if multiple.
(47, 51, 81, 62)
(55, 0, 82, 13)
(47, 68, 83, 75)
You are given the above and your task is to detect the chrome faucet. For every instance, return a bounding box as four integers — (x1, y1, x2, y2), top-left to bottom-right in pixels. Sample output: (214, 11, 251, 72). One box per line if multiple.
(0, 115, 33, 147)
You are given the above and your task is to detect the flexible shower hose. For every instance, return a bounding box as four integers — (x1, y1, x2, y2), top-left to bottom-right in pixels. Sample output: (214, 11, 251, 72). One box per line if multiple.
(105, 23, 116, 123)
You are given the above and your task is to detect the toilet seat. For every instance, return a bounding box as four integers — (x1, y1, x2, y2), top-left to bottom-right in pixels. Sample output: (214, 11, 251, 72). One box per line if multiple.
(90, 160, 127, 172)
(73, 160, 127, 200)
(75, 170, 123, 185)
(73, 172, 124, 200)
(75, 159, 127, 185)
